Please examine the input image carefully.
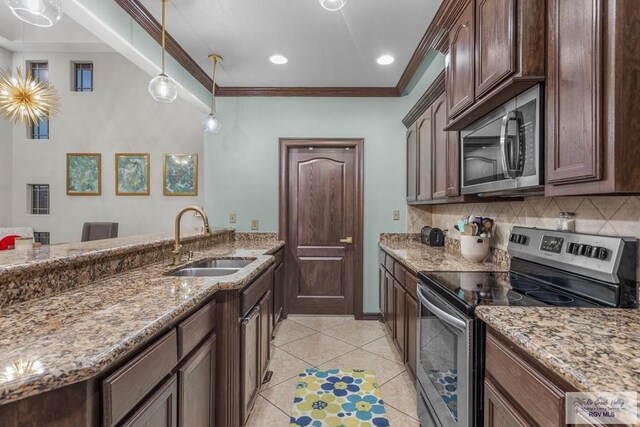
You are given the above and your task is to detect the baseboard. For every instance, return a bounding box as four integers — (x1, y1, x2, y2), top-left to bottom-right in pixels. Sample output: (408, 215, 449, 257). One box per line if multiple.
(361, 312, 382, 321)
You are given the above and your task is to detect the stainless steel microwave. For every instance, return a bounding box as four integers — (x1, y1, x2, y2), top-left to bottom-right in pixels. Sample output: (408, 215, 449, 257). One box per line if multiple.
(460, 85, 543, 196)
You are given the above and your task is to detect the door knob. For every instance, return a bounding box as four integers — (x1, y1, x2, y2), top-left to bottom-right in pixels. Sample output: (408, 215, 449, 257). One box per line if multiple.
(340, 237, 353, 244)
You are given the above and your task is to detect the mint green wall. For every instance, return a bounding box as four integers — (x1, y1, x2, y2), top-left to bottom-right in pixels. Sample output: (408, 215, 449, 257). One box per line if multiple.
(205, 54, 445, 313)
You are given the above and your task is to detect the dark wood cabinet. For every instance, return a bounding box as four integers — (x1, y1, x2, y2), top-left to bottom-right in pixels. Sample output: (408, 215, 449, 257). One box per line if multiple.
(241, 306, 260, 425)
(475, 0, 516, 97)
(484, 378, 531, 427)
(406, 125, 418, 202)
(178, 334, 216, 427)
(405, 294, 418, 379)
(384, 270, 394, 335)
(379, 265, 387, 323)
(122, 375, 178, 427)
(393, 280, 406, 356)
(416, 110, 433, 202)
(445, 130, 460, 197)
(544, 0, 640, 196)
(446, 0, 475, 118)
(259, 290, 272, 379)
(272, 249, 285, 327)
(431, 93, 449, 199)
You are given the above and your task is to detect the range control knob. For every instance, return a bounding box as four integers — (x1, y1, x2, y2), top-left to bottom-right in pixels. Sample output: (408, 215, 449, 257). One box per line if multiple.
(566, 242, 576, 253)
(510, 233, 518, 243)
(584, 245, 594, 257)
(517, 235, 527, 245)
(572, 243, 580, 255)
(577, 244, 587, 256)
(597, 247, 608, 260)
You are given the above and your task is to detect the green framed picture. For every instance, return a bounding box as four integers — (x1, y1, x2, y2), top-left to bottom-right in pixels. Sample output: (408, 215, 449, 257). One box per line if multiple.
(116, 153, 150, 196)
(163, 153, 198, 196)
(66, 153, 101, 196)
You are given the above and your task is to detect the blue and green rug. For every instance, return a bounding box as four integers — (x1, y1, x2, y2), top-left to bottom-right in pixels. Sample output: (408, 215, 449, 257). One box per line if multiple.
(289, 368, 389, 427)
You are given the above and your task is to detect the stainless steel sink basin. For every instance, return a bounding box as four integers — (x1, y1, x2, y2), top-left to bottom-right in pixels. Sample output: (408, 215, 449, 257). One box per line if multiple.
(167, 267, 240, 277)
(189, 259, 255, 269)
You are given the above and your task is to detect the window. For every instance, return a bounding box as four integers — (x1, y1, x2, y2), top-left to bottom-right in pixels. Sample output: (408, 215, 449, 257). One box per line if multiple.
(73, 62, 93, 92)
(33, 232, 50, 245)
(28, 61, 50, 140)
(28, 184, 50, 215)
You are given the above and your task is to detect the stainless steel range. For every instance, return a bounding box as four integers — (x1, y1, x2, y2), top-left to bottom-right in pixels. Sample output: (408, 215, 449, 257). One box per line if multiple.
(416, 226, 638, 427)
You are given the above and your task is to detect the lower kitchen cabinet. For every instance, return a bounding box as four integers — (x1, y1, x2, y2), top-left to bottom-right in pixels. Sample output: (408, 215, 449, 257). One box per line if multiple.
(484, 378, 531, 427)
(272, 248, 285, 327)
(259, 290, 272, 377)
(241, 306, 261, 424)
(122, 375, 178, 427)
(379, 248, 418, 380)
(178, 334, 216, 427)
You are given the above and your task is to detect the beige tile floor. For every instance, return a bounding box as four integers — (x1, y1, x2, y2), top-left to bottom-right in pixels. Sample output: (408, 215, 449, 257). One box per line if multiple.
(245, 315, 420, 427)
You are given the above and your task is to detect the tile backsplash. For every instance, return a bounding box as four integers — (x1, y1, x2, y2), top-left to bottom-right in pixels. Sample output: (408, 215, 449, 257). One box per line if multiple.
(408, 196, 640, 250)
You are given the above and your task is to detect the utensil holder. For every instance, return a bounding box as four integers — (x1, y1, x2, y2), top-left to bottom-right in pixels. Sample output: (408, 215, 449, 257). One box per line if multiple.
(460, 235, 491, 263)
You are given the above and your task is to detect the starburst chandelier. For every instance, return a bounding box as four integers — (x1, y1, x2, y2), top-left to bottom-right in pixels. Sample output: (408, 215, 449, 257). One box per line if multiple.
(0, 67, 59, 125)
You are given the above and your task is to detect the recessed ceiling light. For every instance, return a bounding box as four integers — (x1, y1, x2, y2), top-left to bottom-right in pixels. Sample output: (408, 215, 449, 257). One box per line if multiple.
(377, 55, 395, 66)
(269, 54, 288, 65)
(319, 0, 347, 12)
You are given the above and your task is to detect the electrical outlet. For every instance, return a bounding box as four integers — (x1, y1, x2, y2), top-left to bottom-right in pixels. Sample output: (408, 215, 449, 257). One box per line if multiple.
(251, 219, 259, 230)
(229, 213, 237, 224)
(393, 209, 400, 221)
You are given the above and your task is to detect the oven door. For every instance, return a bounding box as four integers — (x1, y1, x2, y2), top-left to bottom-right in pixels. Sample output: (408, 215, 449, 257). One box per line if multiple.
(417, 283, 472, 427)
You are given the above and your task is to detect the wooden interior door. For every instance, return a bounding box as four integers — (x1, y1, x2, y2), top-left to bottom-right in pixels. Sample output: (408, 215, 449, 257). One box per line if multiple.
(285, 143, 360, 315)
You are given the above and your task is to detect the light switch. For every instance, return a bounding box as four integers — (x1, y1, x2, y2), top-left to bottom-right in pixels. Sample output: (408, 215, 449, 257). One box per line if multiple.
(251, 219, 259, 230)
(393, 210, 400, 221)
(229, 213, 237, 224)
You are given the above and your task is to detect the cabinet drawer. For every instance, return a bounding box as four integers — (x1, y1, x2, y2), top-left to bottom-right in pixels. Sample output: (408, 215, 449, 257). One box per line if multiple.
(485, 333, 565, 426)
(385, 254, 395, 273)
(405, 272, 418, 300)
(177, 301, 216, 360)
(103, 330, 178, 427)
(241, 267, 274, 316)
(273, 248, 284, 265)
(393, 263, 406, 287)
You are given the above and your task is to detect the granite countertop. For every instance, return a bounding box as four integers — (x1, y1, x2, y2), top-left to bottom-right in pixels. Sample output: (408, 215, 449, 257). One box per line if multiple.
(379, 234, 509, 273)
(0, 237, 284, 404)
(476, 306, 640, 394)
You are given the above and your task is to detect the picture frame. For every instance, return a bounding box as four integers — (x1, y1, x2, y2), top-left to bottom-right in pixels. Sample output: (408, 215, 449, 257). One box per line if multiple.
(163, 153, 198, 196)
(66, 153, 101, 196)
(115, 153, 150, 196)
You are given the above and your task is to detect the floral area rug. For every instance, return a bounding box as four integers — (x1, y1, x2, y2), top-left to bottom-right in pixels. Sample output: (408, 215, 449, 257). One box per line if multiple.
(289, 368, 390, 427)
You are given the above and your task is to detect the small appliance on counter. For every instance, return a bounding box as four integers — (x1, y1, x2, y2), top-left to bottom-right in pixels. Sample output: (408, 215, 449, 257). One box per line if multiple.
(416, 226, 637, 427)
(421, 226, 444, 247)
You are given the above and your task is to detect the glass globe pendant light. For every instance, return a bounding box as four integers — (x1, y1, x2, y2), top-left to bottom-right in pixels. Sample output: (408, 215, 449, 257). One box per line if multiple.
(203, 54, 222, 134)
(5, 0, 62, 28)
(149, 0, 177, 103)
(319, 0, 347, 12)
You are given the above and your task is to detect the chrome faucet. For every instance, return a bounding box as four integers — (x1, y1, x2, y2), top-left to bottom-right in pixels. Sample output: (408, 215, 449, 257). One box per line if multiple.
(171, 206, 211, 266)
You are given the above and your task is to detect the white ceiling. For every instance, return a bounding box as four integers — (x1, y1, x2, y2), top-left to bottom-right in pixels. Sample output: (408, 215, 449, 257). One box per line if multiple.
(0, 7, 112, 53)
(139, 0, 442, 87)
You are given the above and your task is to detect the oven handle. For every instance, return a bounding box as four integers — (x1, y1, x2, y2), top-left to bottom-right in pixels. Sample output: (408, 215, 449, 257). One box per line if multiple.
(417, 285, 466, 332)
(499, 114, 511, 179)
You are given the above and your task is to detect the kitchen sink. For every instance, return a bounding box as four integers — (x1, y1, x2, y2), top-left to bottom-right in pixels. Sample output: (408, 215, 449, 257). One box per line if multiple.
(167, 267, 240, 277)
(188, 259, 255, 269)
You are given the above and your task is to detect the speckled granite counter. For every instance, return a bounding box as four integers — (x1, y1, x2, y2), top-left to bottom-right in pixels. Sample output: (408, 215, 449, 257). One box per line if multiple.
(476, 306, 640, 394)
(379, 233, 509, 273)
(0, 235, 284, 404)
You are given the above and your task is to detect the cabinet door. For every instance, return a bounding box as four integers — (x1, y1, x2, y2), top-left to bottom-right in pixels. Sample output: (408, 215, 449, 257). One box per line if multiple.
(405, 295, 418, 380)
(475, 0, 516, 97)
(484, 379, 532, 427)
(416, 109, 433, 202)
(431, 94, 448, 199)
(241, 306, 261, 424)
(385, 271, 395, 336)
(273, 262, 284, 326)
(393, 281, 406, 356)
(259, 290, 272, 380)
(122, 375, 177, 427)
(406, 125, 418, 202)
(446, 130, 460, 197)
(447, 0, 475, 118)
(546, 0, 602, 185)
(379, 265, 386, 323)
(178, 335, 216, 427)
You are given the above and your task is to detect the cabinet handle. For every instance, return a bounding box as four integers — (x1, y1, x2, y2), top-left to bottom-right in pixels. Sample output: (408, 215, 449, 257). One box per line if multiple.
(340, 237, 353, 244)
(242, 306, 260, 325)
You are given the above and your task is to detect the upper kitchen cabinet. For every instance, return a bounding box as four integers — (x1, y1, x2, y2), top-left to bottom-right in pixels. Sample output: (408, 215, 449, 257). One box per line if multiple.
(432, 93, 449, 200)
(444, 0, 545, 130)
(416, 108, 433, 202)
(406, 125, 418, 202)
(545, 0, 640, 196)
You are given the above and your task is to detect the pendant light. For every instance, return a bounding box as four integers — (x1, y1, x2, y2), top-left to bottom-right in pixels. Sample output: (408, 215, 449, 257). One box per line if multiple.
(202, 54, 222, 134)
(5, 0, 62, 28)
(0, 67, 60, 125)
(319, 0, 347, 12)
(149, 0, 177, 103)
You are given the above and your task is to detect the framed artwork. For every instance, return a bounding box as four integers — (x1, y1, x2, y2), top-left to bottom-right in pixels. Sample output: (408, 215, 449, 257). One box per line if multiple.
(163, 153, 198, 196)
(115, 153, 150, 196)
(66, 153, 101, 196)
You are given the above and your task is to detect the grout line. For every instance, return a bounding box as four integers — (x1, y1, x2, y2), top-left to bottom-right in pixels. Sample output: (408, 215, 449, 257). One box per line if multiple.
(358, 345, 405, 367)
(254, 395, 292, 421)
(384, 401, 419, 421)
